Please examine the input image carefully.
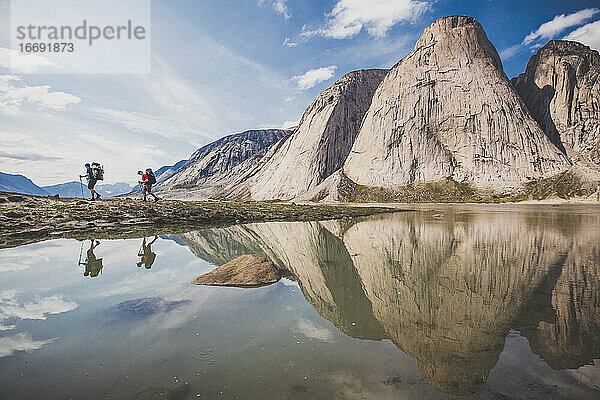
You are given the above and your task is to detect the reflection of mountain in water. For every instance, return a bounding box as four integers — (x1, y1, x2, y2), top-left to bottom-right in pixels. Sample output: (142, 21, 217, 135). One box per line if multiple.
(177, 211, 600, 395)
(180, 222, 385, 340)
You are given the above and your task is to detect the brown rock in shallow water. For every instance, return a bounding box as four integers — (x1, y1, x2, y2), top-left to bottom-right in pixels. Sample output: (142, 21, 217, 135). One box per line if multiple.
(190, 254, 280, 287)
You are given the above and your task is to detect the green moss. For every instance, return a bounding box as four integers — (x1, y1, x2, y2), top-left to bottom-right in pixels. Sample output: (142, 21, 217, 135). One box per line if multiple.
(336, 172, 491, 203)
(334, 170, 597, 203)
(518, 171, 594, 200)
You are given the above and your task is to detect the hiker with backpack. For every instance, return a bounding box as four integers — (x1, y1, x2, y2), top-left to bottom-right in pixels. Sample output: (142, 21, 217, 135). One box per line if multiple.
(138, 168, 159, 202)
(80, 162, 104, 200)
(79, 239, 103, 277)
(137, 236, 159, 269)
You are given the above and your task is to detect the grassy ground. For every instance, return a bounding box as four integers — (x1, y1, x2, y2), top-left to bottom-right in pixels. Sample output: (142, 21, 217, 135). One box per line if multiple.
(508, 171, 595, 201)
(333, 171, 597, 203)
(336, 172, 494, 203)
(0, 191, 398, 249)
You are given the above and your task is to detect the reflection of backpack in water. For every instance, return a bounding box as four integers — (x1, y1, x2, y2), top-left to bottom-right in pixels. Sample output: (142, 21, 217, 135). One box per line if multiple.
(91, 162, 104, 181)
(145, 168, 156, 184)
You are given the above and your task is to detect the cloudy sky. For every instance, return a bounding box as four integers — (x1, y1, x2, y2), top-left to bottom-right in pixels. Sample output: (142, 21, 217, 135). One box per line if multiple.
(1, 0, 599, 185)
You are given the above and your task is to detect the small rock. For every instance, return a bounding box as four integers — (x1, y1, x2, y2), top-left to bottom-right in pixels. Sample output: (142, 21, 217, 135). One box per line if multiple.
(191, 255, 281, 287)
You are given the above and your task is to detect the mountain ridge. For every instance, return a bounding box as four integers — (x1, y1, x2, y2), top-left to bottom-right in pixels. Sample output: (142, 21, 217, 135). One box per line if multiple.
(0, 171, 48, 196)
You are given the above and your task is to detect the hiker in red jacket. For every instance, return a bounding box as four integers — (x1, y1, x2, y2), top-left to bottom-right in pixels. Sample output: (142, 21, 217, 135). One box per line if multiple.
(138, 169, 159, 202)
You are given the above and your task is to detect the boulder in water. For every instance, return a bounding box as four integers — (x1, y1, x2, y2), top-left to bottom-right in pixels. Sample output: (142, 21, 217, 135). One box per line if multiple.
(190, 254, 281, 287)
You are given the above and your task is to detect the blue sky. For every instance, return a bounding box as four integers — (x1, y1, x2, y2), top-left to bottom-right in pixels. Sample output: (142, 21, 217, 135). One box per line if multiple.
(1, 0, 599, 185)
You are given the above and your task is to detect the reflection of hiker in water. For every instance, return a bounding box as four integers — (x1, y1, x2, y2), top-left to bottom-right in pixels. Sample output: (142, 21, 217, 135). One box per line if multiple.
(79, 240, 103, 277)
(137, 236, 158, 269)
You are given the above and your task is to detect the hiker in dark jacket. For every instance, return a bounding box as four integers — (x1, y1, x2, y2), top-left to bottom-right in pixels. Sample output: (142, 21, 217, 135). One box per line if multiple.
(79, 240, 103, 277)
(137, 236, 158, 269)
(80, 163, 101, 200)
(138, 169, 159, 202)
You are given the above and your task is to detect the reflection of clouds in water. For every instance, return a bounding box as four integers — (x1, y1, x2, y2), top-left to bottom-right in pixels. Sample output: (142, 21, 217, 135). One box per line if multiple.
(324, 370, 419, 400)
(0, 263, 30, 273)
(280, 277, 299, 287)
(0, 241, 71, 272)
(86, 261, 200, 299)
(296, 318, 335, 343)
(0, 333, 54, 358)
(86, 256, 207, 300)
(0, 291, 78, 330)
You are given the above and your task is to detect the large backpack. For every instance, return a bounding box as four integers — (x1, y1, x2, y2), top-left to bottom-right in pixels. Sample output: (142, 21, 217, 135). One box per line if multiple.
(146, 168, 156, 184)
(91, 162, 104, 181)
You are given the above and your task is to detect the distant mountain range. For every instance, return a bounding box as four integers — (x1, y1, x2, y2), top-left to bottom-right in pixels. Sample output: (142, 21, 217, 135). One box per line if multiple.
(43, 181, 134, 198)
(155, 159, 187, 183)
(0, 172, 49, 196)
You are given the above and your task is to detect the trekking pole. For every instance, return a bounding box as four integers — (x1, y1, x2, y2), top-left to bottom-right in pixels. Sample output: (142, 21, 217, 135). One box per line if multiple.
(77, 240, 84, 269)
(79, 176, 85, 198)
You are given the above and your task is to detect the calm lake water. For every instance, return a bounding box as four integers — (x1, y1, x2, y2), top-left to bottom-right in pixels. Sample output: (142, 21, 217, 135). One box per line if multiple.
(1, 206, 600, 399)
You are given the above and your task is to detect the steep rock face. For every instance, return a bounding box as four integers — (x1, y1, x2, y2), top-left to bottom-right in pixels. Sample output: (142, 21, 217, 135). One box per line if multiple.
(158, 129, 291, 198)
(343, 16, 569, 191)
(513, 40, 600, 166)
(244, 70, 387, 200)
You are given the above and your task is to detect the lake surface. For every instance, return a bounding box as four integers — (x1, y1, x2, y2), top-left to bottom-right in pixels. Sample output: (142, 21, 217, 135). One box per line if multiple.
(1, 206, 600, 399)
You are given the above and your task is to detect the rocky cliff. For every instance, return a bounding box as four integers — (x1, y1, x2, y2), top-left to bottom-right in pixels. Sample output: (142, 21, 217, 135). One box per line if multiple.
(343, 16, 570, 192)
(240, 69, 387, 201)
(513, 40, 600, 168)
(156, 129, 291, 199)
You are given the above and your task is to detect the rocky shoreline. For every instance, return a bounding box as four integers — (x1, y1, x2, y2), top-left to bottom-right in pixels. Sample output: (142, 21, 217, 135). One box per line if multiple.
(0, 191, 399, 249)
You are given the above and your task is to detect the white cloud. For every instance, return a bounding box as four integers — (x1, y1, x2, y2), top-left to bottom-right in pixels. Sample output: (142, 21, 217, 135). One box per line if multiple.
(499, 44, 523, 61)
(564, 19, 600, 51)
(282, 37, 297, 47)
(296, 318, 335, 342)
(301, 0, 429, 39)
(523, 8, 600, 45)
(87, 60, 222, 146)
(291, 65, 337, 90)
(0, 47, 61, 73)
(0, 263, 30, 273)
(0, 292, 78, 331)
(257, 0, 290, 19)
(0, 75, 81, 115)
(281, 118, 300, 129)
(0, 333, 54, 358)
(90, 108, 185, 138)
(0, 131, 65, 165)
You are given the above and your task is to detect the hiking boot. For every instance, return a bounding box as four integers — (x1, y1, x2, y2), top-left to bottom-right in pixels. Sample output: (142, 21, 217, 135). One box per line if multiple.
(96, 193, 101, 199)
